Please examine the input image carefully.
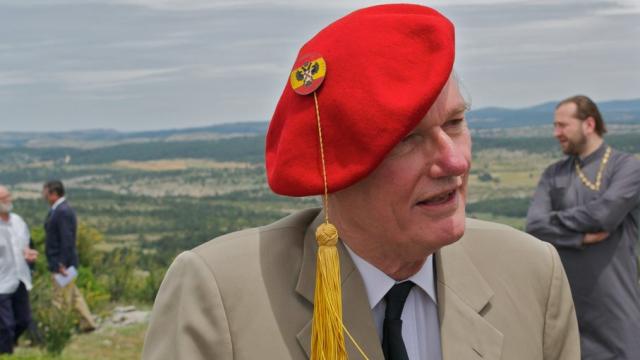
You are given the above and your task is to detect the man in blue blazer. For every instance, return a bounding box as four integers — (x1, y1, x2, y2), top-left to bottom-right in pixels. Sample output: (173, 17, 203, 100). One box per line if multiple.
(43, 180, 96, 331)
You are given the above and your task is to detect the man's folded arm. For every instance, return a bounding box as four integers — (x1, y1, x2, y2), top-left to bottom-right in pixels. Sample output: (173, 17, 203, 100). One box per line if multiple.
(554, 159, 640, 233)
(526, 170, 584, 249)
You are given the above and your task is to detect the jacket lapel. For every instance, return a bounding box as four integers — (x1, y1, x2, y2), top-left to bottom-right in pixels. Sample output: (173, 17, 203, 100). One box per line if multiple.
(436, 240, 504, 359)
(295, 212, 384, 360)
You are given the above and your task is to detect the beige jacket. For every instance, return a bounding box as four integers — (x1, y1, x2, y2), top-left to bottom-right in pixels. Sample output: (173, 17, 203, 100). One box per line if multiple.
(143, 208, 580, 359)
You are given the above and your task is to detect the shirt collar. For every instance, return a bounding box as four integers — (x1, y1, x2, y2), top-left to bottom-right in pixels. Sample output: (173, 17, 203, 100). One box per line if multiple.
(577, 142, 607, 166)
(344, 242, 437, 309)
(51, 197, 66, 210)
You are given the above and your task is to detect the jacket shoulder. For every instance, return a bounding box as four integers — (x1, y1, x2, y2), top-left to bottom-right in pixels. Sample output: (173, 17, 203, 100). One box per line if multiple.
(449, 221, 578, 359)
(462, 217, 552, 261)
(54, 203, 75, 219)
(459, 218, 560, 308)
(190, 208, 320, 271)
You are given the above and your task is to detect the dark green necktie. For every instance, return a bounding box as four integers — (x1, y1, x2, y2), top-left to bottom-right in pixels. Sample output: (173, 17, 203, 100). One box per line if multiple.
(382, 281, 415, 360)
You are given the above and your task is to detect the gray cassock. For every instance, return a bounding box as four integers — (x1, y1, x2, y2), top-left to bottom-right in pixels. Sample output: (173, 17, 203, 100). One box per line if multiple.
(526, 142, 640, 360)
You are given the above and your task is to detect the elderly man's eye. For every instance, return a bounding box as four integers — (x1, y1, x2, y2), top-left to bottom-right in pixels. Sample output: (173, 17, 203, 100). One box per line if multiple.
(443, 118, 465, 131)
(401, 133, 418, 143)
(389, 133, 422, 156)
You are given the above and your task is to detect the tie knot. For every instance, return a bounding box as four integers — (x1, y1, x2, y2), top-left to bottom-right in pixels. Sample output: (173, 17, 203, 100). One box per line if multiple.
(384, 281, 414, 320)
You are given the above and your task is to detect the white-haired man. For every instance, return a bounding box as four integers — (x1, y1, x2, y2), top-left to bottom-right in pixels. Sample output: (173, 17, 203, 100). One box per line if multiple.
(0, 185, 37, 354)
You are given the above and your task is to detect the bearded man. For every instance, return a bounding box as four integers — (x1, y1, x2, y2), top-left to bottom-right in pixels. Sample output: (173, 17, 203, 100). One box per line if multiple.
(526, 95, 640, 360)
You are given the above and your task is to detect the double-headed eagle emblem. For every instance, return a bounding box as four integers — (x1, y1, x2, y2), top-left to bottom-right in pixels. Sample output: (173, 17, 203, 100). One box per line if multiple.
(296, 61, 321, 87)
(289, 55, 326, 95)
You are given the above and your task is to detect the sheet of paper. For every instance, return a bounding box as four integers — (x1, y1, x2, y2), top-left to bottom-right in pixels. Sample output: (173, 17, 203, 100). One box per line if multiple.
(54, 265, 78, 287)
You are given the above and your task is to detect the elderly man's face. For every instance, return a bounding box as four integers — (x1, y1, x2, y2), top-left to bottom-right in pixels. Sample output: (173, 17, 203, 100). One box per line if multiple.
(332, 78, 471, 259)
(0, 187, 13, 214)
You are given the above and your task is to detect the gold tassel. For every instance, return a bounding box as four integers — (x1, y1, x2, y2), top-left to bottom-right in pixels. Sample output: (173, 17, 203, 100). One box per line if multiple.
(310, 90, 348, 359)
(312, 222, 347, 360)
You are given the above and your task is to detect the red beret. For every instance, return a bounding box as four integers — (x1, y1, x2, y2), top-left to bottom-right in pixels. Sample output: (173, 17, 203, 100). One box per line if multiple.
(266, 4, 455, 196)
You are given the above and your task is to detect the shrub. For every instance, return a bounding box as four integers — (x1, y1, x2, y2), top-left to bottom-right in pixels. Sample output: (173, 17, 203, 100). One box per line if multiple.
(76, 266, 110, 313)
(76, 223, 105, 268)
(102, 247, 139, 302)
(133, 267, 167, 303)
(29, 277, 77, 356)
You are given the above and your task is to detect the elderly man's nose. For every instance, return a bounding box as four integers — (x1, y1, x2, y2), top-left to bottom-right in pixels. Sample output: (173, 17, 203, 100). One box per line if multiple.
(428, 138, 469, 178)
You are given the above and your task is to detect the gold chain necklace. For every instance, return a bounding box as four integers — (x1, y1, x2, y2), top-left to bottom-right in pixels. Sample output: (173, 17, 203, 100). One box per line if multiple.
(575, 146, 611, 191)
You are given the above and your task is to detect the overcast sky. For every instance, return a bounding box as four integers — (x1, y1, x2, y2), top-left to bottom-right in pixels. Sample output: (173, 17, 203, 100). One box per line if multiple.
(1, 0, 638, 132)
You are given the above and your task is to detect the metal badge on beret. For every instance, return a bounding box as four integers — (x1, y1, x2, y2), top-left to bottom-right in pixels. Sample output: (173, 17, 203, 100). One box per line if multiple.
(290, 53, 326, 95)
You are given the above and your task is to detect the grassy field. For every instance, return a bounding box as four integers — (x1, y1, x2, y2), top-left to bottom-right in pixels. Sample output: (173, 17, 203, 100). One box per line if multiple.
(4, 323, 146, 360)
(468, 149, 557, 201)
(469, 212, 526, 231)
(3, 145, 619, 247)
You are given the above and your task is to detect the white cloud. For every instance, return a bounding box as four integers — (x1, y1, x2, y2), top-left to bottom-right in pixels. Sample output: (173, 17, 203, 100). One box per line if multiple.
(433, 0, 545, 5)
(0, 0, 632, 11)
(110, 0, 258, 10)
(223, 37, 298, 49)
(109, 0, 562, 12)
(595, 0, 640, 15)
(53, 67, 182, 91)
(0, 72, 36, 86)
(193, 63, 284, 79)
(0, 0, 537, 10)
(0, 0, 97, 5)
(104, 38, 192, 50)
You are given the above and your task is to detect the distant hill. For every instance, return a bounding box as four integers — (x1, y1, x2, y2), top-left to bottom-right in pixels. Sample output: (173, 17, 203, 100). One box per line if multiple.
(467, 98, 640, 129)
(1, 98, 637, 148)
(0, 122, 269, 148)
(123, 122, 269, 138)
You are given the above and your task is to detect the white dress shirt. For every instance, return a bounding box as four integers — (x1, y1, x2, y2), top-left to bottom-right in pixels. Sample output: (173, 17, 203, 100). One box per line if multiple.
(0, 213, 32, 294)
(51, 196, 66, 211)
(345, 244, 442, 360)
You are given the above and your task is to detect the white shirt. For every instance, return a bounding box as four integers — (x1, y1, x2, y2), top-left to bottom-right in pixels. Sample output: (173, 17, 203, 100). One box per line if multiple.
(51, 196, 66, 211)
(0, 213, 33, 294)
(345, 244, 442, 360)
